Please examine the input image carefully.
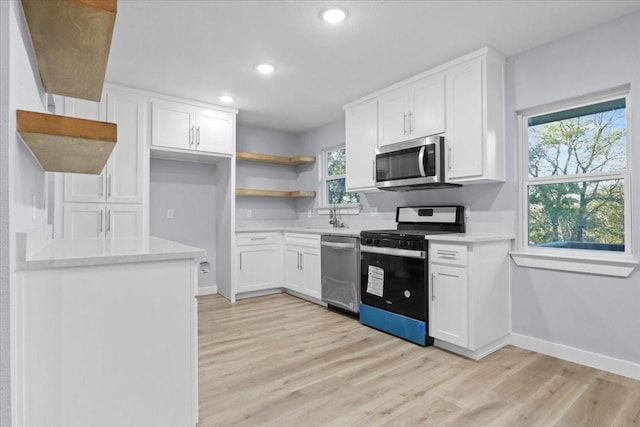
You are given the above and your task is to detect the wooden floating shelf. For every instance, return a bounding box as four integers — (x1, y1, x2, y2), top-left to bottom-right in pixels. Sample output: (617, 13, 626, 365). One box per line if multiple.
(236, 151, 315, 166)
(17, 110, 117, 174)
(236, 188, 316, 198)
(21, 0, 117, 101)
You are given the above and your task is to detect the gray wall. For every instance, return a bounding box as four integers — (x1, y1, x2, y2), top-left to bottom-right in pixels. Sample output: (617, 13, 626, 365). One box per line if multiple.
(2, 2, 50, 426)
(235, 125, 302, 221)
(508, 12, 640, 364)
(150, 159, 217, 289)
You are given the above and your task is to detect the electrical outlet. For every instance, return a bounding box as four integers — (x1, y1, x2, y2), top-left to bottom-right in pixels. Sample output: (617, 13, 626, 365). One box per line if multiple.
(370, 207, 378, 217)
(167, 208, 174, 219)
(199, 262, 210, 274)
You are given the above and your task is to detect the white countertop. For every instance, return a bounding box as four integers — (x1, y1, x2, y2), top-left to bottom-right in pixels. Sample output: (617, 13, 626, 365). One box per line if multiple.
(17, 234, 205, 271)
(236, 226, 514, 242)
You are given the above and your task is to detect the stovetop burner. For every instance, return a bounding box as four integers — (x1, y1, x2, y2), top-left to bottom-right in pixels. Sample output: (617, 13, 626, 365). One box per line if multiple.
(360, 206, 465, 250)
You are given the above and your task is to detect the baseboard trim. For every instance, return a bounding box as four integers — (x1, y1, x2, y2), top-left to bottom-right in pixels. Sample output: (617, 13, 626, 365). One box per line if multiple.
(510, 333, 640, 380)
(196, 285, 218, 296)
(434, 336, 510, 361)
(235, 288, 284, 300)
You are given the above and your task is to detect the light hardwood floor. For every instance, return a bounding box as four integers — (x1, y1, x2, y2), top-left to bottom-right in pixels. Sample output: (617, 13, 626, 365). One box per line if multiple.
(198, 293, 640, 426)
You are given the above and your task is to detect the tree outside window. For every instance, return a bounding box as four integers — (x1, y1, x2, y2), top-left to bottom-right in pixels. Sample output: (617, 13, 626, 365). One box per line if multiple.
(324, 147, 359, 205)
(525, 97, 627, 252)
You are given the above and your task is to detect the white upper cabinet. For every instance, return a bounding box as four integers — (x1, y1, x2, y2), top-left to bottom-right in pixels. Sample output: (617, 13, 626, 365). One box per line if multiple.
(378, 73, 445, 146)
(151, 99, 235, 156)
(344, 47, 505, 186)
(63, 90, 146, 204)
(63, 203, 143, 240)
(445, 51, 505, 183)
(345, 98, 378, 192)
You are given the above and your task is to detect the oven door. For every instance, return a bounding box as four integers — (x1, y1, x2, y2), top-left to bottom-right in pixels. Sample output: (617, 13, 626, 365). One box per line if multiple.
(360, 245, 428, 321)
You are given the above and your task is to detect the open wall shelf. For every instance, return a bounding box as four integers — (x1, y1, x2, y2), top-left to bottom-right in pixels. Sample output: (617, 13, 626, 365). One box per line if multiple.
(236, 188, 316, 198)
(236, 151, 315, 166)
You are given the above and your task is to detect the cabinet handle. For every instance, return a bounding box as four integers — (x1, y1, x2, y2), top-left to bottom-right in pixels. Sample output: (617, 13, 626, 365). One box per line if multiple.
(448, 145, 452, 171)
(431, 273, 435, 301)
(300, 253, 304, 270)
(106, 209, 111, 234)
(408, 111, 413, 133)
(403, 112, 407, 135)
(99, 209, 104, 233)
(437, 250, 458, 257)
(189, 125, 194, 146)
(196, 126, 200, 147)
(250, 237, 267, 241)
(99, 175, 104, 197)
(107, 175, 112, 198)
(239, 252, 242, 270)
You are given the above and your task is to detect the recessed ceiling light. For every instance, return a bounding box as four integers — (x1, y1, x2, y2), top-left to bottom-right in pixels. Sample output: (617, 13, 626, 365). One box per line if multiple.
(321, 6, 348, 24)
(256, 63, 276, 75)
(219, 95, 235, 104)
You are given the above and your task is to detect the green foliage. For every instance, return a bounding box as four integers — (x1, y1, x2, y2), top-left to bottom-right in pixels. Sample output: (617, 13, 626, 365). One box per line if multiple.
(325, 148, 359, 204)
(527, 109, 626, 247)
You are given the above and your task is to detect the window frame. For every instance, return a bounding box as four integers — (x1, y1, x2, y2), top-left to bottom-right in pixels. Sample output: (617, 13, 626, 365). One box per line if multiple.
(512, 88, 637, 277)
(320, 144, 360, 207)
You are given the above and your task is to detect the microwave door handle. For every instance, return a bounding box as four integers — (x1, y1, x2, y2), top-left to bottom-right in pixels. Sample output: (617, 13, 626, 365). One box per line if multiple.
(418, 145, 426, 177)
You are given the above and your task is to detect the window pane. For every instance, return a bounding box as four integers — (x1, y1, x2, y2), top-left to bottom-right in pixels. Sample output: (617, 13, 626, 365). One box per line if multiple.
(326, 148, 346, 177)
(528, 100, 626, 178)
(528, 179, 624, 251)
(326, 178, 360, 204)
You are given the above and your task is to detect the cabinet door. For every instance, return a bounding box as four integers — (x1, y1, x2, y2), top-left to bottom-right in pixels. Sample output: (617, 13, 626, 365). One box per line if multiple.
(409, 74, 445, 138)
(152, 100, 194, 150)
(238, 246, 279, 292)
(63, 203, 105, 239)
(105, 91, 145, 204)
(378, 87, 409, 146)
(63, 97, 107, 203)
(446, 58, 483, 181)
(106, 205, 143, 239)
(301, 248, 321, 300)
(345, 99, 378, 192)
(284, 246, 303, 292)
(195, 108, 235, 155)
(430, 263, 468, 347)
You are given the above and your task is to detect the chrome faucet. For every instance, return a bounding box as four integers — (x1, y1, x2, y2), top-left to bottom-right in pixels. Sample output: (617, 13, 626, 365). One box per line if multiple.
(329, 205, 344, 228)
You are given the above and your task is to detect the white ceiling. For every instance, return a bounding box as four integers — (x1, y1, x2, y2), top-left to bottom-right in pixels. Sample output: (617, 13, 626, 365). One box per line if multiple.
(106, 0, 640, 134)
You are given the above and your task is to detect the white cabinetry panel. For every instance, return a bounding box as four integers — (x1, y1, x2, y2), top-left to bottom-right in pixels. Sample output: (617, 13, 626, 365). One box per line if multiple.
(345, 99, 378, 192)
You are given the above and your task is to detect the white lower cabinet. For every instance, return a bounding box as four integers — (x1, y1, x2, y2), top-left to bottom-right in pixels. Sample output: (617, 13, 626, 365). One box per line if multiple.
(236, 233, 282, 293)
(429, 240, 511, 360)
(63, 203, 143, 240)
(284, 233, 321, 300)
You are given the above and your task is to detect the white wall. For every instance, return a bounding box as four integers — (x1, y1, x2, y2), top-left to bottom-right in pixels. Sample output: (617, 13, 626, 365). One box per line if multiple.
(150, 159, 216, 290)
(235, 125, 302, 221)
(1, 2, 51, 426)
(508, 12, 640, 367)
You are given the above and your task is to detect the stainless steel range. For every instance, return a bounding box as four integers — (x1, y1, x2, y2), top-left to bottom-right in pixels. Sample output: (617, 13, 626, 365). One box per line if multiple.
(360, 205, 465, 346)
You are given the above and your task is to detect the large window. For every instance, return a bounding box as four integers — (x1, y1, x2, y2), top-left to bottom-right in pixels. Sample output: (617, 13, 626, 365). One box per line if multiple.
(323, 146, 359, 205)
(521, 95, 629, 254)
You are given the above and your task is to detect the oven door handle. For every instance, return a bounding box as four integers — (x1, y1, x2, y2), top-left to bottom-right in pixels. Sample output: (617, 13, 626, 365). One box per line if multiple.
(418, 145, 426, 177)
(361, 245, 426, 259)
(321, 241, 356, 250)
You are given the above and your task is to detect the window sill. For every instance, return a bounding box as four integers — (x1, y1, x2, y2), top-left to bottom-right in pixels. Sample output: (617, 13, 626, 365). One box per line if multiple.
(510, 251, 637, 278)
(316, 204, 362, 216)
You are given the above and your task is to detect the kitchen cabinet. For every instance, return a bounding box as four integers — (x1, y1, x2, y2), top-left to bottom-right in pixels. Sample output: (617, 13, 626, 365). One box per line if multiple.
(63, 203, 143, 240)
(445, 52, 505, 183)
(284, 233, 321, 300)
(151, 99, 235, 156)
(378, 73, 445, 147)
(429, 240, 510, 360)
(63, 91, 145, 204)
(236, 232, 282, 293)
(345, 98, 378, 192)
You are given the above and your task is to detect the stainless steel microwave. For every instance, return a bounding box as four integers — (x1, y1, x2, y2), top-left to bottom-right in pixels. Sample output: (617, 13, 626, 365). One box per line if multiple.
(375, 135, 460, 191)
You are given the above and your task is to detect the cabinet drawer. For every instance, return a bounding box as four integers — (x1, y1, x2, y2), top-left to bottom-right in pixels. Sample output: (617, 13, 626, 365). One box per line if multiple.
(237, 232, 280, 246)
(284, 233, 320, 248)
(430, 243, 468, 266)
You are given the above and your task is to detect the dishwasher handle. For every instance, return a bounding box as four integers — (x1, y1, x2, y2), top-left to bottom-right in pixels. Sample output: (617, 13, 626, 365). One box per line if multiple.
(321, 241, 356, 250)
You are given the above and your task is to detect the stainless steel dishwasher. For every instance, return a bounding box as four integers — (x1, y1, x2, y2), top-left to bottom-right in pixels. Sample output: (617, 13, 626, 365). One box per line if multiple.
(321, 234, 360, 315)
